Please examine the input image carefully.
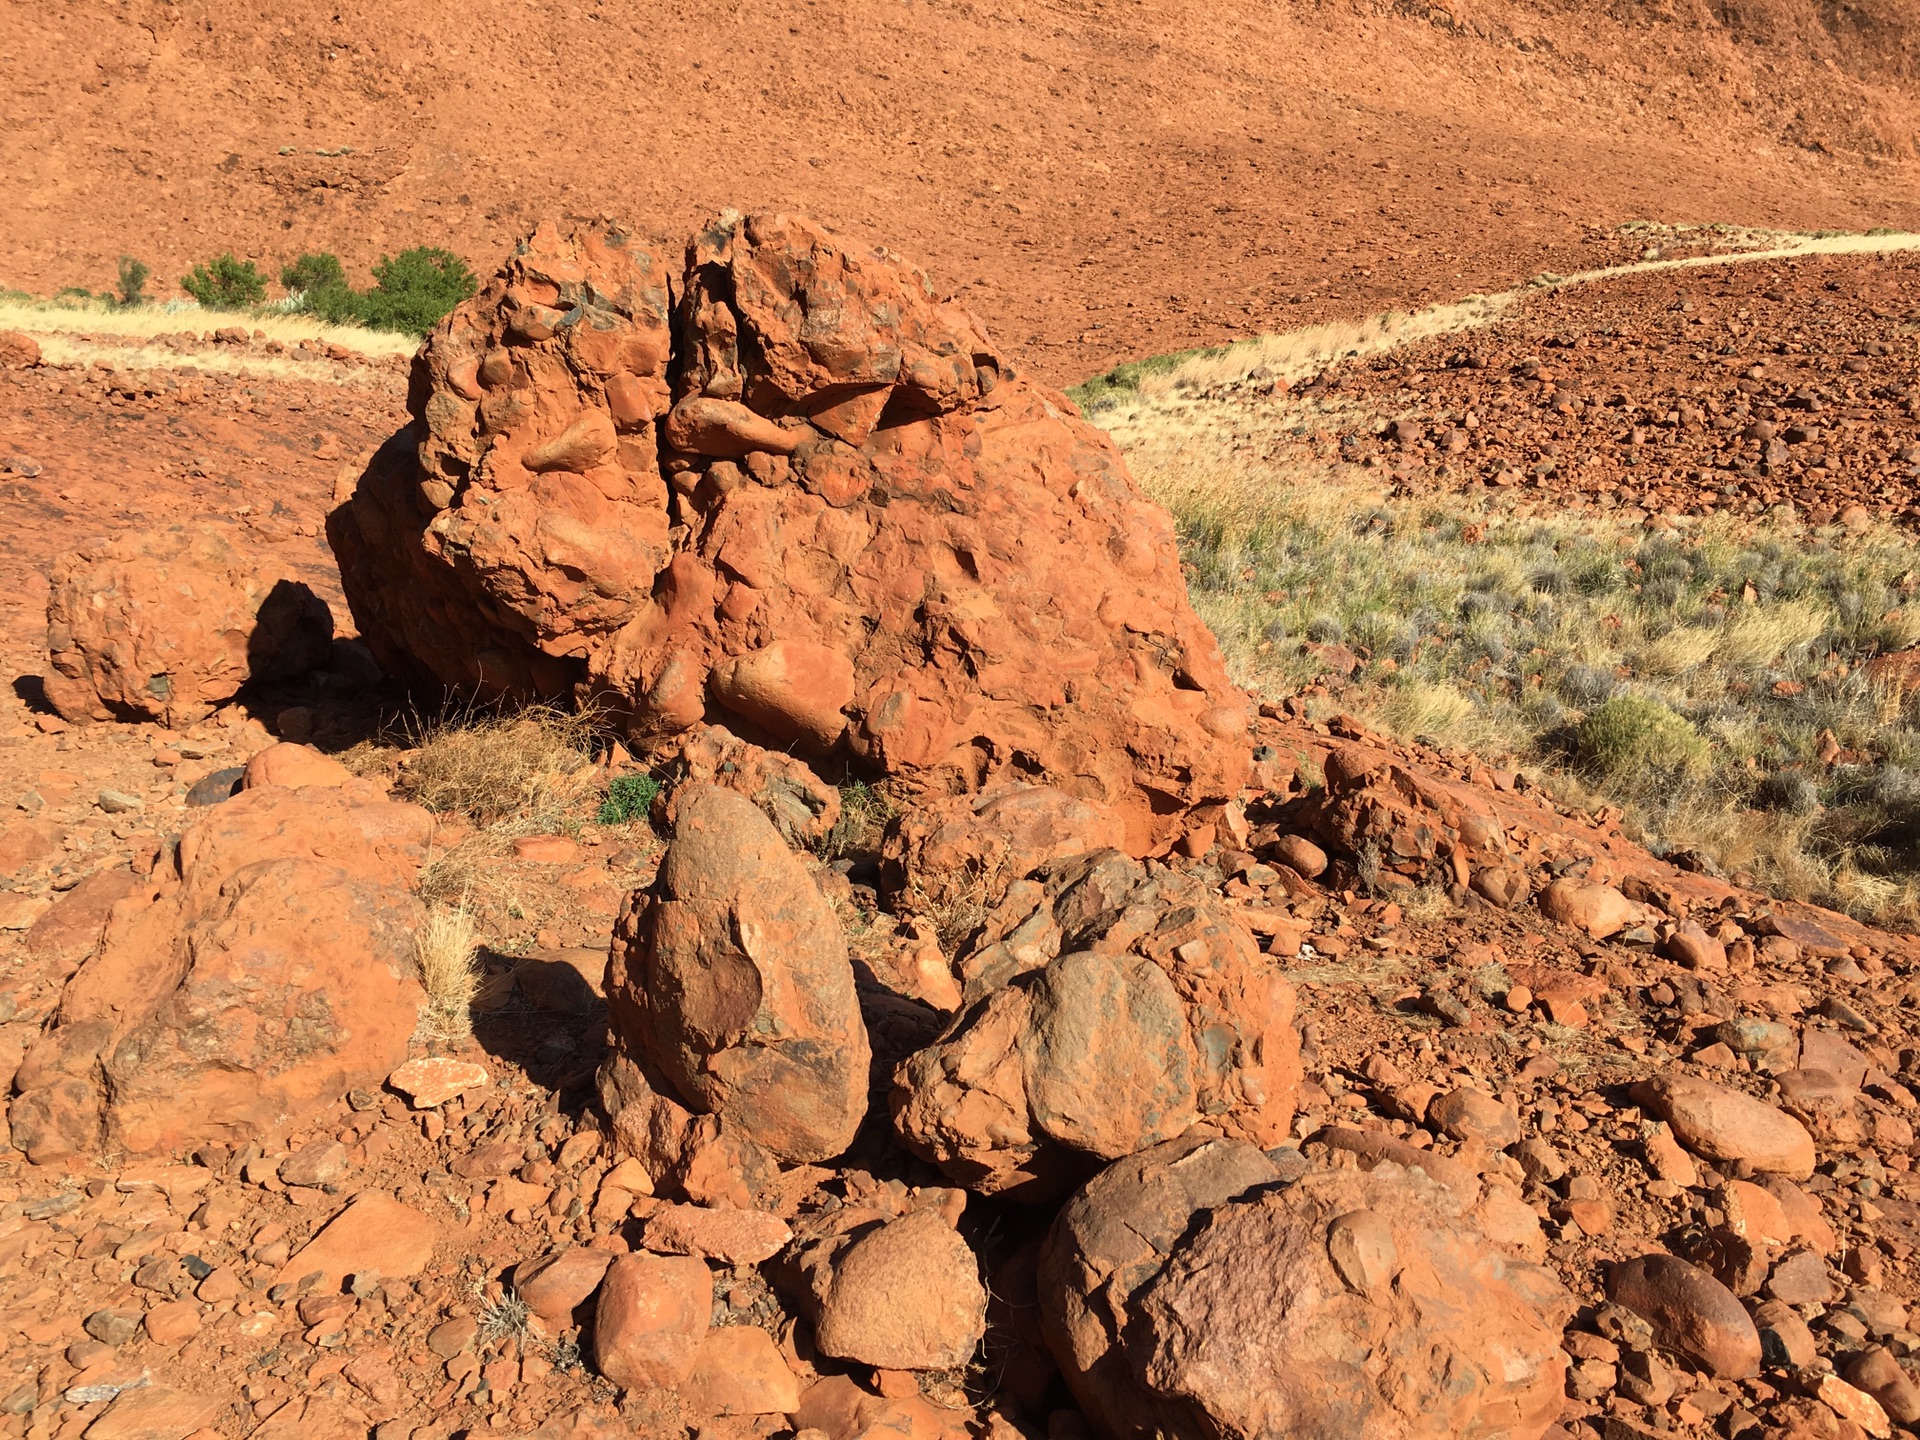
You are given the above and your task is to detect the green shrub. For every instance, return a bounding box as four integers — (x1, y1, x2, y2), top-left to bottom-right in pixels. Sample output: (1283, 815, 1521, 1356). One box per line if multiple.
(280, 252, 347, 298)
(115, 257, 149, 308)
(1575, 696, 1707, 780)
(356, 247, 477, 335)
(181, 253, 267, 309)
(597, 774, 661, 826)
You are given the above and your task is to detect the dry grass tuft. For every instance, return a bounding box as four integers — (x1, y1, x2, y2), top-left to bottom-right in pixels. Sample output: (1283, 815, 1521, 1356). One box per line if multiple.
(0, 296, 416, 356)
(399, 705, 601, 830)
(415, 902, 480, 1044)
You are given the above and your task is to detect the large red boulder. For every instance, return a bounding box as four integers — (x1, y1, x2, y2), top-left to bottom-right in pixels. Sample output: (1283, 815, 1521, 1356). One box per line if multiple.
(8, 779, 434, 1163)
(329, 213, 1247, 850)
(44, 525, 334, 726)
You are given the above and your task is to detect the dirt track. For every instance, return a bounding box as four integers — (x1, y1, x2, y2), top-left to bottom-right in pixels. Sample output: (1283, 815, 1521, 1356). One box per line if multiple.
(5, 0, 1920, 385)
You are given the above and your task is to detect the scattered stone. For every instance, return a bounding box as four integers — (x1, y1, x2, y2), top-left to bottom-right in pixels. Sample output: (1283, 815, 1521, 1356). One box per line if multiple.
(277, 1141, 350, 1188)
(1539, 877, 1639, 939)
(592, 1253, 712, 1391)
(387, 1057, 489, 1109)
(80, 1383, 223, 1440)
(1630, 1073, 1816, 1177)
(513, 1248, 614, 1322)
(1607, 1253, 1762, 1379)
(240, 743, 353, 790)
(679, 1326, 802, 1418)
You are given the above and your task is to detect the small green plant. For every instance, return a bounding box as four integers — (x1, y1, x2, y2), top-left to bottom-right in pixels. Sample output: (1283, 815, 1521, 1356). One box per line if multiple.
(280, 251, 348, 300)
(1574, 695, 1707, 782)
(597, 773, 661, 826)
(822, 779, 898, 859)
(54, 286, 93, 303)
(357, 247, 477, 335)
(181, 253, 267, 309)
(115, 257, 149, 308)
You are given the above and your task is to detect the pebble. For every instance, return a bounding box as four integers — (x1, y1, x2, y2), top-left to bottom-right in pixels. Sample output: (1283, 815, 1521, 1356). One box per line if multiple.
(97, 789, 145, 815)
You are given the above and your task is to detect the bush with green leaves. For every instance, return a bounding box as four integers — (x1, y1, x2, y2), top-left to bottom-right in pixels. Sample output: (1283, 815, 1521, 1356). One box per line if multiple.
(280, 252, 348, 300)
(1574, 696, 1707, 783)
(281, 246, 477, 336)
(115, 257, 149, 308)
(181, 253, 267, 309)
(597, 774, 661, 826)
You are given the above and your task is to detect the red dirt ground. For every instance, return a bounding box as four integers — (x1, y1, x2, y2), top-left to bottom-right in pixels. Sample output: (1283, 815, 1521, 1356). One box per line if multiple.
(5, 0, 1920, 386)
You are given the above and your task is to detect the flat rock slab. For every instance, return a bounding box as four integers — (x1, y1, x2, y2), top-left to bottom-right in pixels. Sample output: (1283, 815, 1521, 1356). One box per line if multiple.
(388, 1057, 489, 1109)
(275, 1192, 439, 1292)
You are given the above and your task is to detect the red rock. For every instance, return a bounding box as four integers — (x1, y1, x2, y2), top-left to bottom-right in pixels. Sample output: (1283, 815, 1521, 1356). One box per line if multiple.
(22, 864, 139, 975)
(641, 1204, 792, 1265)
(893, 849, 1298, 1199)
(241, 743, 353, 790)
(1428, 1086, 1521, 1147)
(1607, 1253, 1761, 1379)
(513, 1247, 613, 1322)
(44, 525, 332, 726)
(1630, 1073, 1816, 1177)
(679, 1325, 801, 1418)
(387, 1057, 489, 1109)
(81, 1384, 223, 1439)
(1664, 921, 1727, 971)
(512, 834, 580, 863)
(1818, 1374, 1892, 1438)
(273, 1193, 439, 1291)
(1538, 877, 1638, 939)
(142, 1301, 200, 1345)
(664, 724, 841, 846)
(592, 1252, 712, 1391)
(329, 213, 1247, 852)
(812, 1208, 986, 1372)
(0, 331, 41, 368)
(884, 784, 1127, 920)
(10, 783, 434, 1162)
(605, 784, 870, 1164)
(1845, 1346, 1920, 1425)
(1269, 833, 1328, 878)
(1042, 1146, 1571, 1440)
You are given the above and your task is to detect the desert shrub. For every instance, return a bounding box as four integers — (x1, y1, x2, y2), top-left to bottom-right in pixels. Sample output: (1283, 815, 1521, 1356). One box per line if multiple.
(399, 705, 598, 827)
(1753, 769, 1820, 814)
(1305, 614, 1344, 644)
(1557, 664, 1617, 709)
(596, 773, 661, 826)
(415, 902, 479, 1043)
(115, 257, 149, 308)
(356, 247, 478, 335)
(280, 251, 349, 301)
(181, 253, 267, 309)
(1575, 696, 1706, 781)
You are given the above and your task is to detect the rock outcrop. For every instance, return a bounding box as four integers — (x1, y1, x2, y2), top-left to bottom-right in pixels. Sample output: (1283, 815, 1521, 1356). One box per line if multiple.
(329, 213, 1247, 849)
(44, 526, 334, 726)
(1039, 1141, 1573, 1440)
(9, 770, 433, 1162)
(891, 849, 1299, 1199)
(603, 783, 870, 1165)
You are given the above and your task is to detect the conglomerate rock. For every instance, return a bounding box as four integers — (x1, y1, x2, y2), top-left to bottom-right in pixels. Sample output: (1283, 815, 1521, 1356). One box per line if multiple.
(9, 767, 433, 1162)
(44, 525, 334, 726)
(328, 212, 1247, 850)
(1039, 1141, 1574, 1440)
(891, 849, 1300, 1200)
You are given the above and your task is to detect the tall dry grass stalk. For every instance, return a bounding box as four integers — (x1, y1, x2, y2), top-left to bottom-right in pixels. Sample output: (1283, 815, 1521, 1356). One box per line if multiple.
(415, 902, 480, 1044)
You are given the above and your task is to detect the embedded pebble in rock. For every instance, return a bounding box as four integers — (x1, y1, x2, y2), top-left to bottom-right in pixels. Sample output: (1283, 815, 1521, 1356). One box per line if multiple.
(386, 1057, 490, 1109)
(1630, 1074, 1816, 1177)
(641, 1204, 792, 1265)
(1607, 1253, 1762, 1379)
(273, 1193, 440, 1291)
(592, 1252, 713, 1391)
(513, 1248, 615, 1323)
(812, 1207, 988, 1372)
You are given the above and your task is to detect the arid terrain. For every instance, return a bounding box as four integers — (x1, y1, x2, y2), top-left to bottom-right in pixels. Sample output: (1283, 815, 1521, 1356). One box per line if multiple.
(3, 5, 1920, 1440)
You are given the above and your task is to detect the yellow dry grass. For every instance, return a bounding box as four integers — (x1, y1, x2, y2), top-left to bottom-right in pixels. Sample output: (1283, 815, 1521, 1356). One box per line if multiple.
(0, 297, 416, 356)
(27, 332, 399, 386)
(414, 902, 481, 1045)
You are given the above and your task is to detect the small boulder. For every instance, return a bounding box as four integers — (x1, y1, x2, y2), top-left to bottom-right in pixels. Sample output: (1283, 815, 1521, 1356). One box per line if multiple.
(593, 1253, 712, 1391)
(1630, 1073, 1816, 1177)
(642, 1204, 792, 1265)
(810, 1207, 987, 1372)
(604, 784, 870, 1164)
(883, 783, 1128, 918)
(1607, 1253, 1761, 1379)
(1539, 877, 1639, 939)
(274, 1193, 439, 1292)
(513, 1248, 614, 1323)
(1428, 1086, 1521, 1148)
(1041, 1145, 1571, 1440)
(44, 526, 333, 726)
(680, 1326, 802, 1418)
(0, 331, 41, 368)
(388, 1057, 490, 1109)
(242, 743, 353, 791)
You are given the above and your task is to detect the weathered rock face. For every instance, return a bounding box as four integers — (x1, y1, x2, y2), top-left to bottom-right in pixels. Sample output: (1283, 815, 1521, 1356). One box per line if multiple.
(1039, 1144, 1574, 1440)
(9, 778, 433, 1163)
(891, 849, 1299, 1200)
(883, 783, 1128, 920)
(660, 723, 841, 849)
(44, 526, 334, 726)
(329, 212, 1247, 850)
(604, 783, 870, 1164)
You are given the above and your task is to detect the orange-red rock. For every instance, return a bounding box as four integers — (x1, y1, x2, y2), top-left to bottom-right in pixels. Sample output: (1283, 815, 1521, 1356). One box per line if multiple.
(330, 213, 1247, 850)
(274, 1192, 440, 1291)
(241, 742, 353, 790)
(44, 525, 332, 726)
(592, 1252, 711, 1391)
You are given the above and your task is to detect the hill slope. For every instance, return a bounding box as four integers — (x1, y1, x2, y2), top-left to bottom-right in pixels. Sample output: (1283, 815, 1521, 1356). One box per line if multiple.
(3, 0, 1919, 383)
